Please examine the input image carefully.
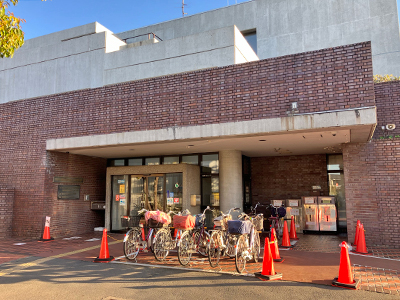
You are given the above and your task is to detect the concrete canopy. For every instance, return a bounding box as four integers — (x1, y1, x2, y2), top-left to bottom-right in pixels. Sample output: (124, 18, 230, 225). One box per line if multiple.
(46, 107, 376, 158)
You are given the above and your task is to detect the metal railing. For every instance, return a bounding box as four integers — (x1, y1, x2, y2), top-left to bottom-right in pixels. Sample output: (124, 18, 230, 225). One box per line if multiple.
(122, 33, 163, 43)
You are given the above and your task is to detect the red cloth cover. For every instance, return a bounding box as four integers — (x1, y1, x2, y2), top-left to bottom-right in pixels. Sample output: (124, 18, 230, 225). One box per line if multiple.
(173, 215, 196, 230)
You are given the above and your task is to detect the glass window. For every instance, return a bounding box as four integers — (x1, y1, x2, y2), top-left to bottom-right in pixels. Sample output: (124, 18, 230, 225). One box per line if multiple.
(181, 155, 198, 165)
(243, 31, 257, 54)
(327, 155, 343, 171)
(166, 173, 183, 212)
(163, 156, 179, 165)
(128, 158, 142, 166)
(111, 159, 125, 167)
(145, 157, 160, 165)
(201, 154, 219, 174)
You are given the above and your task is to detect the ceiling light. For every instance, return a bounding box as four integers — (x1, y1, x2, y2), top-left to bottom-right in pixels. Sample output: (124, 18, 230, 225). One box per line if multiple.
(259, 139, 266, 142)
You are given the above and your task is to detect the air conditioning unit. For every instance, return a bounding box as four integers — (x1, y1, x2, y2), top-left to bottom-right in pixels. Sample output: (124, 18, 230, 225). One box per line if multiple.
(386, 124, 396, 130)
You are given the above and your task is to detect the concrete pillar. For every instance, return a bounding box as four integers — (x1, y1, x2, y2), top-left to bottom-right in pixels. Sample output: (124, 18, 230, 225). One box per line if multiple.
(219, 150, 243, 214)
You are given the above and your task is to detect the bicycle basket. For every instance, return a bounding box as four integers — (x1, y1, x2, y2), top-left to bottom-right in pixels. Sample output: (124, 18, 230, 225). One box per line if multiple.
(173, 215, 195, 230)
(251, 214, 263, 231)
(213, 214, 231, 230)
(195, 214, 203, 228)
(277, 206, 286, 218)
(121, 216, 141, 228)
(227, 220, 252, 235)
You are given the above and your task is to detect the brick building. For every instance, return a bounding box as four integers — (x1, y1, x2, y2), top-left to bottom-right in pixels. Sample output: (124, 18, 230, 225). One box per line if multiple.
(0, 0, 399, 248)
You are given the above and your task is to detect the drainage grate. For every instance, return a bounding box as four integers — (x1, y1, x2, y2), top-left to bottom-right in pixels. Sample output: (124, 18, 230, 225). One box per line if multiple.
(353, 264, 400, 295)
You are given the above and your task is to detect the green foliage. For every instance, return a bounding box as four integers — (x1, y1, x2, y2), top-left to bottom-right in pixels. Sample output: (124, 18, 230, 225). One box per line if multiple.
(0, 0, 25, 58)
(373, 74, 400, 83)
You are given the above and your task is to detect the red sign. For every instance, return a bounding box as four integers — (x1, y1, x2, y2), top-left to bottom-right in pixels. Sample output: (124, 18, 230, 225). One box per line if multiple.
(173, 198, 179, 203)
(116, 195, 120, 201)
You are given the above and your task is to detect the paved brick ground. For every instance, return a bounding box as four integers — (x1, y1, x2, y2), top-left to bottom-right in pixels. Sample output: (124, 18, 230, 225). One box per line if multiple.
(1, 232, 400, 295)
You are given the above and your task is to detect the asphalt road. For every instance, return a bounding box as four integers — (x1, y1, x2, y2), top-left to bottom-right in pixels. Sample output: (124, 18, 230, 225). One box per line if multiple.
(0, 256, 397, 300)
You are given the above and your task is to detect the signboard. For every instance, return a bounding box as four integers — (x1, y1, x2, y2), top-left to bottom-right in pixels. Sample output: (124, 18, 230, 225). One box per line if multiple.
(57, 185, 80, 200)
(272, 200, 283, 206)
(118, 180, 125, 184)
(116, 195, 120, 201)
(175, 183, 180, 188)
(173, 198, 180, 204)
(119, 185, 125, 194)
(304, 197, 315, 204)
(167, 198, 174, 205)
(170, 192, 174, 198)
(45, 216, 51, 227)
(120, 195, 126, 206)
(290, 208, 299, 216)
(54, 177, 83, 184)
(289, 200, 299, 207)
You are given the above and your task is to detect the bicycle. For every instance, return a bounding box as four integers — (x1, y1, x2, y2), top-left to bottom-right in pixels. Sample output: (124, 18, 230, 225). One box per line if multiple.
(208, 207, 241, 268)
(232, 211, 262, 273)
(122, 209, 172, 260)
(192, 206, 213, 257)
(153, 209, 196, 266)
(268, 203, 286, 239)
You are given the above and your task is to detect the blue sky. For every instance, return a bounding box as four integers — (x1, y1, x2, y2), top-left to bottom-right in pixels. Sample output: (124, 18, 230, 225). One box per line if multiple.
(13, 0, 249, 40)
(10, 0, 400, 40)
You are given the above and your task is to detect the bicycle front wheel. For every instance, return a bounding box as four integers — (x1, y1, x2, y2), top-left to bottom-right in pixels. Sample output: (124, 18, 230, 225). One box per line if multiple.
(153, 229, 170, 261)
(178, 231, 194, 266)
(208, 231, 221, 268)
(253, 231, 260, 263)
(123, 228, 141, 260)
(235, 234, 247, 273)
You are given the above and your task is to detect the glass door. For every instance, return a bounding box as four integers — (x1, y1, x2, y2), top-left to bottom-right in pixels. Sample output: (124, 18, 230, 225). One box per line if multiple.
(147, 175, 164, 211)
(111, 175, 129, 231)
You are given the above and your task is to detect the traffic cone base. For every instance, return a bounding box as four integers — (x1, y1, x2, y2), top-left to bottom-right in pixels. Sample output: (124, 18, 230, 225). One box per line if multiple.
(332, 277, 360, 289)
(254, 271, 283, 281)
(273, 258, 284, 263)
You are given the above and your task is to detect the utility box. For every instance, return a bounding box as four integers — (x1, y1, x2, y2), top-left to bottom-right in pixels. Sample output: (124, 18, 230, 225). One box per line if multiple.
(91, 201, 105, 210)
(302, 196, 319, 232)
(286, 199, 303, 233)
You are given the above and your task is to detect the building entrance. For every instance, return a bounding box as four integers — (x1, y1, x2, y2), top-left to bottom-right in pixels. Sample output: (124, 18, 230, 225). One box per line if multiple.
(111, 173, 183, 231)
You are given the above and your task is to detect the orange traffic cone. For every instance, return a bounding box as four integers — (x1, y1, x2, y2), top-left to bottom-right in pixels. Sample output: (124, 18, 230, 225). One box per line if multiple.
(254, 238, 282, 281)
(39, 216, 54, 241)
(94, 229, 114, 262)
(332, 241, 360, 289)
(280, 221, 293, 248)
(352, 224, 369, 255)
(270, 228, 284, 262)
(352, 220, 360, 246)
(289, 216, 299, 240)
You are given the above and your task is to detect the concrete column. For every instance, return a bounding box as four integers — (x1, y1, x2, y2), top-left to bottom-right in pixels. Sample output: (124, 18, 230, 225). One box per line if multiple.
(219, 150, 243, 214)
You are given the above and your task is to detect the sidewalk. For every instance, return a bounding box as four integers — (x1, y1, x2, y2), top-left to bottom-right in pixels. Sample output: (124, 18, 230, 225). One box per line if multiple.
(0, 232, 399, 296)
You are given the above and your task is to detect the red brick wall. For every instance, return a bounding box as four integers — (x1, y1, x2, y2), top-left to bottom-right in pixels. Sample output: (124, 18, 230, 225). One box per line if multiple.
(0, 42, 374, 238)
(43, 152, 106, 237)
(373, 81, 400, 139)
(0, 189, 14, 238)
(343, 140, 400, 248)
(251, 155, 328, 205)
